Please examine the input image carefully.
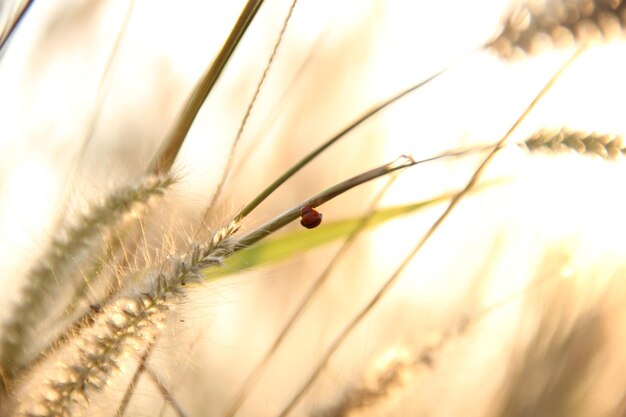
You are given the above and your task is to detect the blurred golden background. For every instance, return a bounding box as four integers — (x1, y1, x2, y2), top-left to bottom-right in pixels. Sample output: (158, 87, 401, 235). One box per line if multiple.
(1, 0, 626, 416)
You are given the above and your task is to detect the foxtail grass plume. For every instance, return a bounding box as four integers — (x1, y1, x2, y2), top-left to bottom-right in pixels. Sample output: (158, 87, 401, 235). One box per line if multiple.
(0, 175, 174, 380)
(490, 0, 626, 59)
(311, 347, 415, 417)
(16, 296, 168, 417)
(311, 315, 471, 417)
(9, 221, 239, 416)
(521, 128, 625, 159)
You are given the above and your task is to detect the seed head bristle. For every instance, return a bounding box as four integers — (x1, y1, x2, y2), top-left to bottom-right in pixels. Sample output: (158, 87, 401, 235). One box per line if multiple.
(17, 296, 168, 417)
(0, 172, 174, 375)
(0, 175, 175, 378)
(150, 221, 240, 293)
(312, 347, 413, 417)
(490, 0, 626, 59)
(17, 221, 241, 414)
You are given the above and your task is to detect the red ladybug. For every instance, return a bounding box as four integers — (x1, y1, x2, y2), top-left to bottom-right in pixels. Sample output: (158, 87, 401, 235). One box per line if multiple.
(300, 205, 322, 229)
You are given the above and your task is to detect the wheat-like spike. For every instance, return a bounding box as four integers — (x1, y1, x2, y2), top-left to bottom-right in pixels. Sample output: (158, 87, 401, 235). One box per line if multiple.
(521, 128, 625, 159)
(490, 0, 626, 59)
(311, 347, 414, 417)
(52, 175, 175, 264)
(12, 221, 239, 416)
(0, 175, 175, 379)
(311, 317, 470, 417)
(148, 220, 240, 296)
(312, 254, 573, 417)
(17, 295, 168, 417)
(12, 220, 240, 392)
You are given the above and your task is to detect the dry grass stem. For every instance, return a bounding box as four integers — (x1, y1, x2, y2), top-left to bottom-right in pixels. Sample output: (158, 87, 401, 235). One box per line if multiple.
(149, 0, 266, 175)
(275, 47, 583, 417)
(145, 367, 188, 417)
(311, 316, 471, 417)
(3, 2, 625, 416)
(204, 0, 298, 222)
(113, 339, 156, 417)
(73, 0, 136, 163)
(233, 66, 450, 221)
(223, 177, 396, 417)
(0, 0, 34, 53)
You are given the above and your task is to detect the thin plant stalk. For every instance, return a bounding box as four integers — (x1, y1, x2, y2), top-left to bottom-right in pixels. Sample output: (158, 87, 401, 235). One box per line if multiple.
(233, 30, 329, 173)
(49, 0, 137, 317)
(223, 176, 397, 417)
(203, 0, 299, 223)
(234, 144, 491, 250)
(145, 367, 188, 417)
(232, 41, 490, 222)
(314, 264, 563, 417)
(149, 0, 266, 175)
(233, 69, 446, 221)
(0, 0, 35, 54)
(274, 46, 586, 417)
(115, 339, 157, 417)
(75, 0, 136, 162)
(114, 339, 188, 417)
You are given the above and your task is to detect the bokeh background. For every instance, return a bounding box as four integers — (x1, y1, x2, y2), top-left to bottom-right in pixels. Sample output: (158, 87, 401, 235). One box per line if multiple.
(1, 0, 626, 416)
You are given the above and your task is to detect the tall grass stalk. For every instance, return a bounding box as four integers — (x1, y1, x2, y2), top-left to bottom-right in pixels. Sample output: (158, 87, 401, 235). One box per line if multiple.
(274, 46, 585, 417)
(1, 1, 626, 416)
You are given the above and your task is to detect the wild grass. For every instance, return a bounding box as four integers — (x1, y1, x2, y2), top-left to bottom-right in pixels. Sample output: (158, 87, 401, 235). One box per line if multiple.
(521, 127, 625, 159)
(1, 0, 626, 416)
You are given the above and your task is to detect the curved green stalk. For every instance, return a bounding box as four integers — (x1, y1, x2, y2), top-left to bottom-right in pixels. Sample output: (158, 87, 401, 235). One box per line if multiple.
(233, 69, 447, 221)
(149, 0, 266, 174)
(234, 144, 490, 249)
(207, 191, 459, 279)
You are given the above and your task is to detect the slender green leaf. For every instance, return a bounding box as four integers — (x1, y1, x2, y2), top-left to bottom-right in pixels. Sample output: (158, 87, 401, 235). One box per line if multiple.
(206, 191, 457, 279)
(150, 0, 266, 174)
(233, 69, 448, 221)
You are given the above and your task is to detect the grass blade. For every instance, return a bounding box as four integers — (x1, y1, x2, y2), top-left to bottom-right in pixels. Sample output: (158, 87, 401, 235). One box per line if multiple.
(206, 192, 460, 279)
(149, 0, 266, 175)
(203, 0, 299, 222)
(234, 144, 492, 249)
(0, 0, 35, 55)
(222, 176, 397, 417)
(233, 68, 449, 221)
(274, 46, 586, 417)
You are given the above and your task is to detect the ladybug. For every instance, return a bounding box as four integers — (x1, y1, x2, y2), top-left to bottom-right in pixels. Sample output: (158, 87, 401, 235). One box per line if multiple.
(300, 205, 322, 229)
